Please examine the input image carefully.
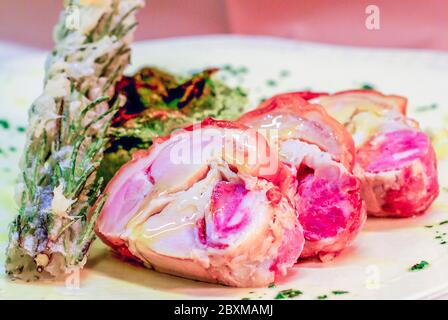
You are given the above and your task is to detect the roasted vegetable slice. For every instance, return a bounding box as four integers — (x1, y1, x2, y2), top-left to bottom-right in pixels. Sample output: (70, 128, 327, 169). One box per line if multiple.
(97, 67, 248, 183)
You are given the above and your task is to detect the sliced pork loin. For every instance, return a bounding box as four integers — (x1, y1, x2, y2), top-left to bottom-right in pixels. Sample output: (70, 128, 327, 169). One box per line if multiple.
(307, 90, 439, 217)
(95, 119, 304, 287)
(239, 93, 366, 261)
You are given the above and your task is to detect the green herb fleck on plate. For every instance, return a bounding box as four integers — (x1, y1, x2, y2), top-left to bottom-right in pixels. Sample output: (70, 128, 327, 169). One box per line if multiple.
(332, 291, 349, 295)
(360, 83, 375, 90)
(266, 79, 277, 87)
(439, 220, 448, 225)
(16, 126, 26, 133)
(241, 297, 251, 300)
(268, 283, 275, 288)
(0, 119, 9, 129)
(275, 289, 303, 299)
(424, 225, 433, 228)
(410, 260, 429, 271)
(280, 70, 290, 77)
(415, 104, 438, 112)
(317, 295, 328, 300)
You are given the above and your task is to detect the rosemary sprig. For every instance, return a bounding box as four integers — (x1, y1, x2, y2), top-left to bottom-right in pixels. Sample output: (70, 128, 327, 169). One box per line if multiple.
(5, 0, 144, 280)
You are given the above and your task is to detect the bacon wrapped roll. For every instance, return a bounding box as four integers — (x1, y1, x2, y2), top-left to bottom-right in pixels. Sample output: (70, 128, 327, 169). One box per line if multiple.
(308, 90, 439, 217)
(239, 93, 366, 261)
(96, 119, 303, 287)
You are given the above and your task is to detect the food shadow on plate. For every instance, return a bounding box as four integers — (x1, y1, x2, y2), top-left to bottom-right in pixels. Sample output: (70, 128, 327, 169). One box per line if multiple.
(85, 245, 254, 296)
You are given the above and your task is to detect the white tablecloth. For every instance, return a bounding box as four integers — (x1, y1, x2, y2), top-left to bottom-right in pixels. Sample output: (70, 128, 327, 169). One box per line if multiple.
(0, 41, 41, 60)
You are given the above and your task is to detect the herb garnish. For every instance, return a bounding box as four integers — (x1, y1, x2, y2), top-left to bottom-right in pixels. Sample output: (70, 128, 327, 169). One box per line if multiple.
(439, 220, 448, 225)
(16, 126, 26, 133)
(280, 70, 290, 77)
(268, 283, 275, 288)
(275, 289, 303, 299)
(332, 291, 349, 295)
(361, 83, 375, 90)
(266, 79, 277, 87)
(221, 64, 248, 76)
(0, 119, 9, 129)
(409, 260, 429, 271)
(415, 104, 438, 112)
(5, 0, 144, 280)
(317, 295, 328, 300)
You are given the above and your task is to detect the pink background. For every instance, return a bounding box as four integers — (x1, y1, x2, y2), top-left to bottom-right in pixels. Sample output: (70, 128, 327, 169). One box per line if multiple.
(0, 0, 447, 51)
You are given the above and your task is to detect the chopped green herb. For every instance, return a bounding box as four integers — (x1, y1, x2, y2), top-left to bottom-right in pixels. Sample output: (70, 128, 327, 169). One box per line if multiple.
(241, 297, 251, 300)
(266, 79, 277, 87)
(268, 283, 275, 288)
(0, 119, 9, 129)
(332, 291, 349, 295)
(317, 295, 328, 300)
(424, 225, 434, 228)
(9, 146, 17, 152)
(435, 236, 442, 239)
(360, 83, 375, 90)
(441, 241, 447, 245)
(275, 289, 303, 299)
(439, 220, 448, 225)
(222, 64, 232, 71)
(280, 70, 290, 77)
(415, 104, 438, 112)
(410, 260, 429, 271)
(238, 66, 248, 74)
(17, 126, 26, 133)
(221, 64, 248, 76)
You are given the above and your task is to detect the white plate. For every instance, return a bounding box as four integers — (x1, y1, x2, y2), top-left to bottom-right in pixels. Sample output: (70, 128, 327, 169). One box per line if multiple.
(1, 35, 448, 300)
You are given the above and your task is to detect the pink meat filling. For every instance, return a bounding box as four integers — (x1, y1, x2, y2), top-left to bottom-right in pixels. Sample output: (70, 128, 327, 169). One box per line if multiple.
(297, 170, 362, 241)
(270, 227, 303, 274)
(211, 181, 249, 237)
(357, 129, 439, 216)
(382, 164, 438, 215)
(357, 129, 431, 173)
(196, 181, 250, 248)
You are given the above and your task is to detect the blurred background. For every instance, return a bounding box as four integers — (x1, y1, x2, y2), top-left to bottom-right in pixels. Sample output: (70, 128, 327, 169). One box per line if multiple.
(0, 0, 447, 51)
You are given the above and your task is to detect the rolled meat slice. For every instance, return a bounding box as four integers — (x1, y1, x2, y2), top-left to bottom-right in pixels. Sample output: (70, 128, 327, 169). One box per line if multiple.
(239, 94, 366, 261)
(306, 90, 439, 217)
(95, 118, 304, 287)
